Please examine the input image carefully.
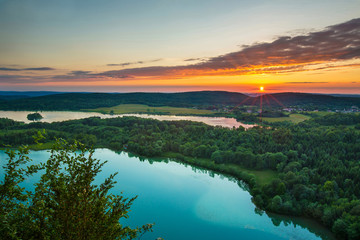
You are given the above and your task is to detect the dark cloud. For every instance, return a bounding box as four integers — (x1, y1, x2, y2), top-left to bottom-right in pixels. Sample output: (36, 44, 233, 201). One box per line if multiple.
(199, 18, 360, 69)
(0, 75, 23, 79)
(0, 75, 48, 84)
(116, 75, 133, 78)
(0, 73, 100, 83)
(96, 18, 360, 79)
(0, 67, 55, 71)
(0, 67, 21, 71)
(184, 57, 207, 62)
(70, 70, 92, 75)
(50, 69, 133, 81)
(285, 82, 329, 84)
(48, 68, 134, 82)
(107, 58, 162, 67)
(100, 66, 172, 78)
(24, 67, 55, 71)
(107, 63, 132, 67)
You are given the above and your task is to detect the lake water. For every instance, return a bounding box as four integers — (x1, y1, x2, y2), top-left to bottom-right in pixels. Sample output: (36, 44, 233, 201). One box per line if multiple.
(0, 149, 334, 240)
(0, 110, 255, 129)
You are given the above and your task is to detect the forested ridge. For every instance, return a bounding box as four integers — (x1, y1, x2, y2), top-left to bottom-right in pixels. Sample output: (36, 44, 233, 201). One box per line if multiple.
(1, 91, 360, 110)
(1, 113, 360, 239)
(0, 91, 248, 110)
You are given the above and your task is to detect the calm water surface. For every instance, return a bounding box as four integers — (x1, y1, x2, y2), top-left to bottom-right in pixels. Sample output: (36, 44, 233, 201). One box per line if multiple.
(0, 110, 255, 129)
(0, 149, 335, 240)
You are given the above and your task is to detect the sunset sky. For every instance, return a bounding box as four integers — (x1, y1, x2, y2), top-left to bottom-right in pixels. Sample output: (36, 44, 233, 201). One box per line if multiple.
(0, 0, 359, 93)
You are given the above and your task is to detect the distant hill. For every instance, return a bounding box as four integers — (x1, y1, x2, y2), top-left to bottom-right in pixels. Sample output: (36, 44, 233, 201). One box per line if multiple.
(0, 95, 30, 101)
(329, 94, 360, 98)
(0, 91, 62, 97)
(0, 91, 62, 101)
(251, 92, 360, 109)
(0, 91, 359, 111)
(0, 91, 249, 111)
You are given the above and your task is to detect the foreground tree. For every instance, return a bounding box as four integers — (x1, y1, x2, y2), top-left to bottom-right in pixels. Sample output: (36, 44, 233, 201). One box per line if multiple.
(0, 138, 153, 240)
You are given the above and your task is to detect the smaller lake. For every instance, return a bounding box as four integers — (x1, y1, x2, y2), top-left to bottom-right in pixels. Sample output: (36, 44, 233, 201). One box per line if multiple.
(0, 149, 335, 240)
(0, 111, 255, 129)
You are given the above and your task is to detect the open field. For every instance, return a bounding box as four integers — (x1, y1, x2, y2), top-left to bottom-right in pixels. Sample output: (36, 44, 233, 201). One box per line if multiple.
(261, 113, 311, 123)
(308, 111, 333, 117)
(239, 168, 278, 186)
(84, 104, 215, 115)
(222, 163, 278, 186)
(162, 152, 277, 186)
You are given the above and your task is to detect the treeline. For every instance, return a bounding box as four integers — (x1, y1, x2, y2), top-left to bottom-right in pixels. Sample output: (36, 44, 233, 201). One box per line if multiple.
(0, 91, 248, 110)
(253, 93, 360, 110)
(0, 113, 360, 239)
(1, 91, 359, 111)
(260, 110, 288, 118)
(312, 113, 360, 126)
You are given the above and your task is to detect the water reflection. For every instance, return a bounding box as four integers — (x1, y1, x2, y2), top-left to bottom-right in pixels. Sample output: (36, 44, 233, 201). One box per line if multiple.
(125, 151, 335, 240)
(131, 152, 240, 183)
(0, 110, 255, 129)
(265, 213, 336, 240)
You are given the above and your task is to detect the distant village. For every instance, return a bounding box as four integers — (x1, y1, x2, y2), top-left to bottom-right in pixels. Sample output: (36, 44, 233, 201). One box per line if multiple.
(281, 106, 360, 113)
(204, 105, 360, 114)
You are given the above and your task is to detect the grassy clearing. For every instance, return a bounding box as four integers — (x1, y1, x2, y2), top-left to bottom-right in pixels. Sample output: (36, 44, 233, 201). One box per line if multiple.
(308, 111, 332, 117)
(234, 166, 278, 186)
(162, 152, 277, 186)
(84, 104, 215, 115)
(262, 113, 310, 123)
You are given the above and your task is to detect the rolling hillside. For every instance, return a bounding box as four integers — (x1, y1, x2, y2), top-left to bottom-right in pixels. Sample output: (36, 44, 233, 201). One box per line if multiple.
(0, 91, 359, 111)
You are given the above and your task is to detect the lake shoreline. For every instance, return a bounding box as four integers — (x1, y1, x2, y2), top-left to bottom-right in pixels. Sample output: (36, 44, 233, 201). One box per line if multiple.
(0, 110, 255, 129)
(5, 143, 335, 240)
(131, 150, 337, 240)
(0, 114, 343, 239)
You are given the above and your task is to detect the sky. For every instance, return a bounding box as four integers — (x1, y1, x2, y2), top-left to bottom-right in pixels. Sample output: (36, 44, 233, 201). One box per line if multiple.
(0, 0, 359, 94)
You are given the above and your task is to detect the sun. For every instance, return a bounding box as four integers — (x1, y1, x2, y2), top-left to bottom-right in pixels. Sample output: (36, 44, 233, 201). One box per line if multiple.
(260, 86, 264, 91)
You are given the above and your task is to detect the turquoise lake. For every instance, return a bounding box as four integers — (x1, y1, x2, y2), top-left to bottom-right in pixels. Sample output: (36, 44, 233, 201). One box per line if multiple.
(0, 149, 335, 240)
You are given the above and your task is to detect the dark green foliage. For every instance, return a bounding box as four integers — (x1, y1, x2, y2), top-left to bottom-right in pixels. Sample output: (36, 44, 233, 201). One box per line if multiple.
(0, 118, 23, 129)
(260, 110, 288, 118)
(313, 113, 360, 126)
(253, 92, 360, 110)
(0, 138, 153, 240)
(27, 113, 43, 121)
(234, 112, 258, 123)
(1, 91, 359, 111)
(0, 91, 249, 110)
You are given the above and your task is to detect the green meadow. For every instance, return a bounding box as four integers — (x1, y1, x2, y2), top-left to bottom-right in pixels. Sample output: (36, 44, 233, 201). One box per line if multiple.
(261, 113, 311, 123)
(85, 104, 215, 115)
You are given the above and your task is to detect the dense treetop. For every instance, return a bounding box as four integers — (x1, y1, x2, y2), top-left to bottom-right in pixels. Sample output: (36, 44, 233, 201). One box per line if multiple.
(26, 112, 43, 121)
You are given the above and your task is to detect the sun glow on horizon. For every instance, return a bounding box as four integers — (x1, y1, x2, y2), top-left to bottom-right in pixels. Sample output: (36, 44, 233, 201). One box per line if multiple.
(260, 86, 264, 91)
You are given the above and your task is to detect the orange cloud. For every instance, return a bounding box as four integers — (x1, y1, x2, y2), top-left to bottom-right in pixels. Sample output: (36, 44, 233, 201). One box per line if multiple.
(93, 18, 360, 80)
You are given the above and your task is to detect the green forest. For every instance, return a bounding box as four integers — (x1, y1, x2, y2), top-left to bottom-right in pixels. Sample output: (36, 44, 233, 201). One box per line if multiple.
(1, 91, 360, 111)
(0, 113, 360, 239)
